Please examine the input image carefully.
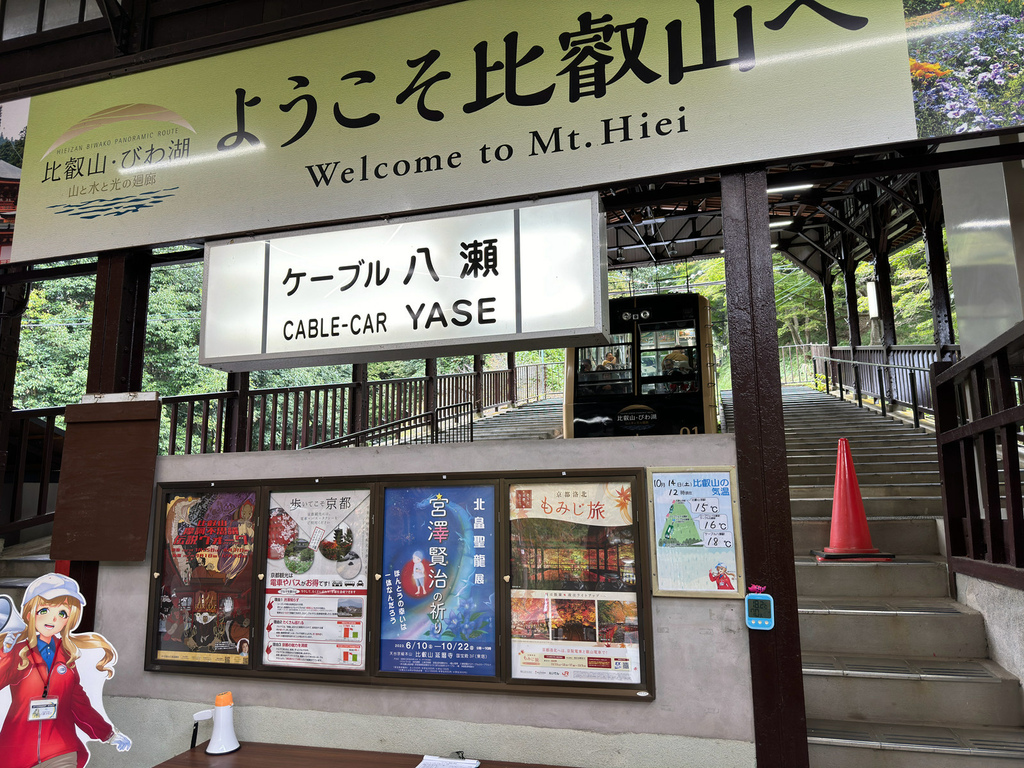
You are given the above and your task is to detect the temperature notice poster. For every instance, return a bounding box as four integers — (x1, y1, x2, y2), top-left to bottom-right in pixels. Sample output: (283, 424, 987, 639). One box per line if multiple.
(262, 488, 370, 671)
(379, 485, 496, 677)
(648, 468, 743, 597)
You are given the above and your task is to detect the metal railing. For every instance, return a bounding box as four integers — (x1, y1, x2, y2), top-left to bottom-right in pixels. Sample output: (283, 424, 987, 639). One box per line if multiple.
(160, 362, 565, 455)
(305, 401, 474, 449)
(0, 406, 64, 542)
(517, 363, 564, 404)
(812, 345, 956, 428)
(933, 322, 1024, 590)
(164, 391, 235, 455)
(779, 344, 817, 385)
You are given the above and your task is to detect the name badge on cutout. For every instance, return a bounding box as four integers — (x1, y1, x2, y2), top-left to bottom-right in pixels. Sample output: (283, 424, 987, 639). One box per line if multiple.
(29, 698, 58, 721)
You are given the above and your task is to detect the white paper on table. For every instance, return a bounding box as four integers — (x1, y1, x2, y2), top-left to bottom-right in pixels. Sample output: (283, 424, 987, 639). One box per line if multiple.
(415, 756, 481, 768)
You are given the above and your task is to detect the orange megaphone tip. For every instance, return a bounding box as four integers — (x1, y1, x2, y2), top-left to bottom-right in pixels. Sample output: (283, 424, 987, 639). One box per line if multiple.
(215, 691, 233, 707)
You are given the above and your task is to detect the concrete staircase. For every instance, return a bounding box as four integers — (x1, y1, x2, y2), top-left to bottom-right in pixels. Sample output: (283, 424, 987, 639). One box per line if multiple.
(471, 398, 564, 440)
(0, 535, 54, 610)
(779, 386, 1024, 766)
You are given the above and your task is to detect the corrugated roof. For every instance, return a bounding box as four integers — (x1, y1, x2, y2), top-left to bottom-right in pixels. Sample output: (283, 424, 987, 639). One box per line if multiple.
(0, 160, 21, 181)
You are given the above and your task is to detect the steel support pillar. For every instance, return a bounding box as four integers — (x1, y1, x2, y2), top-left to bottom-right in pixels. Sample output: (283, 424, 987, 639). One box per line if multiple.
(842, 238, 862, 348)
(722, 169, 809, 768)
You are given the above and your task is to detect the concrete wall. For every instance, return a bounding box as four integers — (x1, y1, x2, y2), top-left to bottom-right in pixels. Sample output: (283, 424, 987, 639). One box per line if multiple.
(92, 435, 756, 767)
(956, 574, 1024, 692)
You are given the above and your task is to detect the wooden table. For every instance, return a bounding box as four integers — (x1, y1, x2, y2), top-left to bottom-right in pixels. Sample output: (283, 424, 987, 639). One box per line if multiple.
(155, 743, 564, 768)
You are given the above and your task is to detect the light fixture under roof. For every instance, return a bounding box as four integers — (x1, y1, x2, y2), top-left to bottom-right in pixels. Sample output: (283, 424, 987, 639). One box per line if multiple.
(767, 183, 813, 194)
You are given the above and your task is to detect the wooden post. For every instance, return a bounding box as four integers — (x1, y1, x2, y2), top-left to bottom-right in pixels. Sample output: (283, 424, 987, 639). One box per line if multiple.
(920, 172, 956, 351)
(87, 250, 151, 394)
(0, 275, 28, 543)
(225, 371, 250, 452)
(70, 250, 153, 631)
(722, 169, 809, 768)
(473, 354, 484, 414)
(506, 351, 517, 406)
(350, 363, 368, 433)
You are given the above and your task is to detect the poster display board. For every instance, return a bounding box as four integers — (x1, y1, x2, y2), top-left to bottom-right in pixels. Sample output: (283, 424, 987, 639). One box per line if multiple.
(508, 479, 642, 685)
(262, 488, 371, 671)
(153, 490, 258, 665)
(647, 467, 743, 597)
(379, 485, 497, 677)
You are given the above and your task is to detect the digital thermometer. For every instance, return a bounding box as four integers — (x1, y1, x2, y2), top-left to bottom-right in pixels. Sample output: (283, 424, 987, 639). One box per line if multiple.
(745, 593, 775, 630)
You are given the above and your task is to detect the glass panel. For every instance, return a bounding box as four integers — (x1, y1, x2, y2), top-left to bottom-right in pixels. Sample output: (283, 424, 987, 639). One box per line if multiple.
(2, 0, 40, 40)
(509, 479, 642, 685)
(262, 489, 371, 671)
(42, 0, 80, 31)
(84, 0, 101, 21)
(576, 332, 632, 395)
(153, 490, 258, 667)
(637, 319, 701, 395)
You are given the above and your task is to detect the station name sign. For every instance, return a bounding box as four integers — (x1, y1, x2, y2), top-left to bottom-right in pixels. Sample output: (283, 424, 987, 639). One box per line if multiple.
(199, 194, 607, 370)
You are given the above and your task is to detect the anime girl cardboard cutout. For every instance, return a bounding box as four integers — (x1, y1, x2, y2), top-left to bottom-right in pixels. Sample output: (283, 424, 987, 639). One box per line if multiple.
(0, 573, 131, 768)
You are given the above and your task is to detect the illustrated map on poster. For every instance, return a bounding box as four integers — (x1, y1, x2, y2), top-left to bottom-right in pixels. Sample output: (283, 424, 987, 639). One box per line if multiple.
(263, 489, 371, 670)
(380, 486, 496, 677)
(649, 468, 742, 597)
(155, 491, 256, 664)
(509, 480, 641, 685)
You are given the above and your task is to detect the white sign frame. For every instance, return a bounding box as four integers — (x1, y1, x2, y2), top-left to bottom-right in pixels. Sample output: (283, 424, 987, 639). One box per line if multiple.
(200, 192, 607, 371)
(647, 466, 744, 598)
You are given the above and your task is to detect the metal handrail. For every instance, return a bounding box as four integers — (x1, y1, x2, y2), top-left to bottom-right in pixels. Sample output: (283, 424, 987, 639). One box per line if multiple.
(813, 352, 933, 428)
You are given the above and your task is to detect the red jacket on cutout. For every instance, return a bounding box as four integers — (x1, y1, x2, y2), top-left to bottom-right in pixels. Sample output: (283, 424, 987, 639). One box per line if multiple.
(0, 638, 114, 768)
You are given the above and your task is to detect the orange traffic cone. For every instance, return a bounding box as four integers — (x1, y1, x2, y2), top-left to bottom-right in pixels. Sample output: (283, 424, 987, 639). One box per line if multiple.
(812, 437, 893, 562)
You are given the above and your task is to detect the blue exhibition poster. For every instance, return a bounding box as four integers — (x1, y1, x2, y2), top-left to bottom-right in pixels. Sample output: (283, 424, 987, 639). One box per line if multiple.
(379, 485, 496, 676)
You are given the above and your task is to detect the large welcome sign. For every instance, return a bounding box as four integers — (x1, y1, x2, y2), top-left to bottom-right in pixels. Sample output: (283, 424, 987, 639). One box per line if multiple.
(7, 1, 1014, 262)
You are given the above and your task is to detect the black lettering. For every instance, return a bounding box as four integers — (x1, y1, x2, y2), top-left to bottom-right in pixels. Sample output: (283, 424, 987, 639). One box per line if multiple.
(602, 116, 632, 145)
(478, 297, 496, 324)
(394, 159, 410, 176)
(283, 320, 294, 340)
(376, 312, 388, 332)
(426, 302, 448, 328)
(407, 304, 426, 330)
(415, 155, 442, 173)
(341, 167, 355, 183)
(655, 118, 673, 136)
(451, 299, 473, 327)
(530, 128, 563, 156)
(305, 162, 340, 187)
(447, 151, 462, 169)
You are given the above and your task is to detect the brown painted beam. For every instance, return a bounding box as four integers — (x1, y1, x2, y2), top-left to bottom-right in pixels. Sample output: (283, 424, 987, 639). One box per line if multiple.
(86, 250, 151, 394)
(920, 172, 956, 350)
(722, 169, 808, 768)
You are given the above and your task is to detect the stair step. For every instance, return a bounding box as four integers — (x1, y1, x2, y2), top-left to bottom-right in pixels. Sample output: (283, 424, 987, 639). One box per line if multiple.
(791, 496, 944, 517)
(788, 472, 939, 485)
(808, 719, 1024, 767)
(795, 558, 950, 598)
(792, 518, 942, 557)
(798, 598, 987, 657)
(0, 553, 54, 579)
(789, 483, 941, 499)
(803, 654, 1022, 727)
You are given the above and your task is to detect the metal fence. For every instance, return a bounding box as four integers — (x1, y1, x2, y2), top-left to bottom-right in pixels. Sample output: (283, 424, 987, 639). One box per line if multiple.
(160, 362, 565, 455)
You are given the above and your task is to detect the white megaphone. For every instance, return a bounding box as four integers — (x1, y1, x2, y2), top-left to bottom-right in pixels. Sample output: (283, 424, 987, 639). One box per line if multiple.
(0, 595, 27, 648)
(192, 691, 240, 754)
